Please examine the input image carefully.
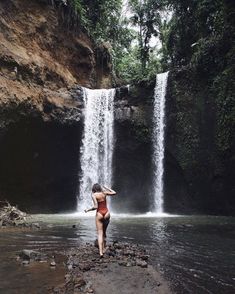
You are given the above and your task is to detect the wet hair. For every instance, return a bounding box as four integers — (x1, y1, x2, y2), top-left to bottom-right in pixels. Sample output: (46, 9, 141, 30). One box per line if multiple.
(92, 183, 102, 193)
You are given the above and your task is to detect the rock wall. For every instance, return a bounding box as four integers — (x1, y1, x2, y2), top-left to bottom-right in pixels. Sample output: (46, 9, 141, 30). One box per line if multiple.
(113, 81, 195, 214)
(165, 69, 235, 215)
(0, 0, 112, 212)
(112, 83, 154, 213)
(113, 69, 234, 215)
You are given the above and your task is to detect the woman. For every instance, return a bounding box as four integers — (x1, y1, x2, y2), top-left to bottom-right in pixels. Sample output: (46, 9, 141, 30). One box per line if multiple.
(84, 183, 116, 257)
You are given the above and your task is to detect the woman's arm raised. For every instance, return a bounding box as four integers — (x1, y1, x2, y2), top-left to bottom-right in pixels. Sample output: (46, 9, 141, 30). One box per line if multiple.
(102, 186, 116, 196)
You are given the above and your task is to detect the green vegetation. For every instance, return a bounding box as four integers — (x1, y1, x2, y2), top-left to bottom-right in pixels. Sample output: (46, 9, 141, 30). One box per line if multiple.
(66, 0, 234, 98)
(69, 0, 170, 83)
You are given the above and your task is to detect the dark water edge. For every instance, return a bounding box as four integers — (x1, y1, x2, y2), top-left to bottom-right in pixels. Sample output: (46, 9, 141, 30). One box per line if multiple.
(0, 215, 235, 294)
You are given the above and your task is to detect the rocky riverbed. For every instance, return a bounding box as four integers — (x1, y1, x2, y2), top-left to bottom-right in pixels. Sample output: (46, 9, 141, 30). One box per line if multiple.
(17, 240, 171, 294)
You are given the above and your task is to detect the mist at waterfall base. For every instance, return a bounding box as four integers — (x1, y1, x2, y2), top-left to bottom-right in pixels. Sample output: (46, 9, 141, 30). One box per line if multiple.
(77, 73, 169, 215)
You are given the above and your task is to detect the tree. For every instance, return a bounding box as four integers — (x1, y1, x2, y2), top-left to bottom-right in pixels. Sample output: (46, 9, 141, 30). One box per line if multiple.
(128, 0, 166, 74)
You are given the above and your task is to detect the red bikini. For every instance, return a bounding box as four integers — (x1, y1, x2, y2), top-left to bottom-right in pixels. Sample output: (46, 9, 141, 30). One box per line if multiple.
(97, 199, 108, 217)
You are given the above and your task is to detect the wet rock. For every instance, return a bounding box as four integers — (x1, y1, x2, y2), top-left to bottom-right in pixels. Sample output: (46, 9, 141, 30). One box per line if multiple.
(139, 254, 150, 261)
(0, 201, 28, 227)
(64, 274, 71, 281)
(79, 263, 91, 272)
(22, 260, 30, 265)
(123, 249, 135, 256)
(72, 260, 80, 267)
(94, 239, 98, 248)
(113, 243, 122, 250)
(126, 262, 132, 267)
(67, 264, 73, 270)
(31, 222, 41, 229)
(47, 224, 54, 228)
(136, 259, 148, 268)
(118, 260, 127, 266)
(50, 261, 56, 267)
(19, 249, 47, 261)
(72, 225, 76, 228)
(74, 276, 86, 288)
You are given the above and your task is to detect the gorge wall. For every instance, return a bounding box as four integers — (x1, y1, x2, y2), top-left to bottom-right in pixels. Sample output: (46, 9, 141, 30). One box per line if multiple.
(0, 0, 111, 212)
(0, 0, 234, 215)
(113, 67, 234, 215)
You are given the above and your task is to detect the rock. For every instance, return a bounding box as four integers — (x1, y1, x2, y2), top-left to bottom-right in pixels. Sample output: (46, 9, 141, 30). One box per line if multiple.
(31, 222, 40, 229)
(50, 261, 56, 267)
(74, 276, 86, 288)
(22, 260, 30, 265)
(67, 264, 73, 270)
(72, 225, 76, 228)
(136, 259, 148, 268)
(123, 249, 135, 256)
(139, 254, 150, 261)
(64, 274, 71, 281)
(126, 262, 132, 267)
(118, 260, 127, 266)
(19, 249, 36, 260)
(79, 263, 91, 272)
(47, 224, 54, 228)
(94, 239, 98, 248)
(19, 249, 47, 261)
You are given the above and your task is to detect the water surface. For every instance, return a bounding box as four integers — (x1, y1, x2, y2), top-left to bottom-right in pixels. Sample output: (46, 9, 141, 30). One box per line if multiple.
(0, 215, 234, 293)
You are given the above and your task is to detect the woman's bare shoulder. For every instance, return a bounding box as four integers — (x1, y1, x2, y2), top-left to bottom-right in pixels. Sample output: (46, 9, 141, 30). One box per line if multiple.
(93, 192, 105, 199)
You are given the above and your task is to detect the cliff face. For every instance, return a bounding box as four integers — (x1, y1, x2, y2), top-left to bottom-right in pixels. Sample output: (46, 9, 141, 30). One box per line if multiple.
(0, 0, 112, 212)
(165, 68, 235, 215)
(114, 69, 234, 215)
(113, 81, 195, 214)
(112, 83, 154, 213)
(0, 0, 112, 128)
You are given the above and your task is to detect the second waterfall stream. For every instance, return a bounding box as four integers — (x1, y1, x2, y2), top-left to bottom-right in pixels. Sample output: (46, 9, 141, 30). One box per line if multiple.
(152, 72, 169, 214)
(78, 88, 115, 212)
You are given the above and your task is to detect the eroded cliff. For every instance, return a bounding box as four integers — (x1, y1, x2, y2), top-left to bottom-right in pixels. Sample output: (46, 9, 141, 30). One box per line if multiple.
(0, 0, 112, 212)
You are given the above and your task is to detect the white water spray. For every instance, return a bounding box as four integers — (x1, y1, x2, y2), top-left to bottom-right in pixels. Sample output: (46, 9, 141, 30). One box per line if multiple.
(77, 88, 115, 212)
(152, 72, 169, 213)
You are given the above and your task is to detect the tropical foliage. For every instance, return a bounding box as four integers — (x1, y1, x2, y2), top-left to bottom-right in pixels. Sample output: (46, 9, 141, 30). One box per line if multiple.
(68, 0, 234, 85)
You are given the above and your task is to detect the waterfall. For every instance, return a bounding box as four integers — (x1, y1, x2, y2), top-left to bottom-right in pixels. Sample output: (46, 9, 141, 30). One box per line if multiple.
(77, 88, 115, 211)
(152, 72, 169, 213)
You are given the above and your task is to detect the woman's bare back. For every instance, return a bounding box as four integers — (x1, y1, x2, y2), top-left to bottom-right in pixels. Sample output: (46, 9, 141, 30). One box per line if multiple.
(94, 192, 106, 202)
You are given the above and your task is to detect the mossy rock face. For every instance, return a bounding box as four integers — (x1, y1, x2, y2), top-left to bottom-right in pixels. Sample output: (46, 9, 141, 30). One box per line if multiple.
(113, 69, 235, 215)
(165, 67, 235, 215)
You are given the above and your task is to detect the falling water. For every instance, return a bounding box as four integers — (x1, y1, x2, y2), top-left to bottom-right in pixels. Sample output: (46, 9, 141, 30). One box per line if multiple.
(152, 72, 169, 213)
(78, 88, 115, 211)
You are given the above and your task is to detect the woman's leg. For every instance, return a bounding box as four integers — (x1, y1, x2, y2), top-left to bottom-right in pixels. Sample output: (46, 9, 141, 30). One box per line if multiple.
(103, 212, 110, 251)
(96, 213, 104, 256)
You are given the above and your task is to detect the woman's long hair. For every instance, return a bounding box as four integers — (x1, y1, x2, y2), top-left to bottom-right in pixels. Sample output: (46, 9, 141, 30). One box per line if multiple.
(92, 183, 102, 193)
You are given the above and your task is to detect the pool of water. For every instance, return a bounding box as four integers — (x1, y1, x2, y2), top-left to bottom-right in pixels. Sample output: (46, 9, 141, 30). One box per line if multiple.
(0, 215, 235, 293)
